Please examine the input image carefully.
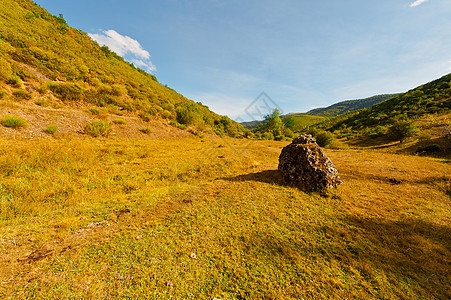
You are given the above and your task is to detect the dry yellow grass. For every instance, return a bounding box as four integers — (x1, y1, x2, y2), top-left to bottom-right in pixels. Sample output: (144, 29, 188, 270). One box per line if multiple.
(0, 136, 449, 299)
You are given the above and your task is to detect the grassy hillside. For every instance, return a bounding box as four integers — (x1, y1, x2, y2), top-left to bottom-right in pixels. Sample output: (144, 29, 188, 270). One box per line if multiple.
(300, 74, 451, 153)
(0, 137, 449, 299)
(306, 94, 399, 117)
(326, 73, 451, 130)
(282, 114, 326, 132)
(0, 0, 245, 137)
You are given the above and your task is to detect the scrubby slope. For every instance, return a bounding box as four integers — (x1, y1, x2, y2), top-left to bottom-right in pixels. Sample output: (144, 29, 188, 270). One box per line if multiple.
(0, 0, 245, 137)
(328, 73, 451, 130)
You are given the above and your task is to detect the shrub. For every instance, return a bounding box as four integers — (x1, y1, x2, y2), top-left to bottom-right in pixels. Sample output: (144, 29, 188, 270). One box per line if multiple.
(283, 128, 295, 139)
(113, 118, 126, 125)
(262, 132, 274, 140)
(35, 98, 51, 107)
(139, 127, 151, 134)
(0, 91, 6, 99)
(315, 131, 335, 147)
(45, 124, 58, 135)
(176, 105, 202, 125)
(6, 75, 22, 87)
(84, 121, 111, 137)
(365, 125, 388, 138)
(160, 110, 172, 119)
(49, 82, 83, 101)
(1, 114, 27, 128)
(169, 121, 186, 130)
(12, 90, 32, 100)
(139, 113, 152, 122)
(88, 108, 101, 115)
(388, 120, 418, 143)
(107, 105, 123, 116)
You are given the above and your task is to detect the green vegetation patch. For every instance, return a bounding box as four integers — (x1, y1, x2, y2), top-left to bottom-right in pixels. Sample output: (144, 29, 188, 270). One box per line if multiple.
(139, 127, 152, 134)
(112, 118, 126, 125)
(1, 114, 27, 128)
(84, 120, 111, 137)
(12, 90, 32, 100)
(44, 124, 58, 135)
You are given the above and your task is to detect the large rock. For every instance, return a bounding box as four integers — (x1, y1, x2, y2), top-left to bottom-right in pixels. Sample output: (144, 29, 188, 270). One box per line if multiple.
(278, 134, 342, 191)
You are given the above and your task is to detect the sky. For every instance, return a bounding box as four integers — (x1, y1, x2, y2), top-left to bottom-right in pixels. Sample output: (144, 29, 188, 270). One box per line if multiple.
(35, 0, 451, 121)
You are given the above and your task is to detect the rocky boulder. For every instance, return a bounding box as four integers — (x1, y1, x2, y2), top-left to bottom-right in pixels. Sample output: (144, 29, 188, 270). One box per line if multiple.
(278, 134, 342, 191)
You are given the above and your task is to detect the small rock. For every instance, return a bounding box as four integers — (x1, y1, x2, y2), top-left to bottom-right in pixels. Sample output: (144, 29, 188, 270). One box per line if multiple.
(389, 178, 401, 185)
(166, 280, 174, 287)
(190, 253, 197, 259)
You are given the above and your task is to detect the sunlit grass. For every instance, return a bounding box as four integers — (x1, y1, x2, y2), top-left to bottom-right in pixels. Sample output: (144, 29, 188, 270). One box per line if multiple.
(0, 137, 449, 299)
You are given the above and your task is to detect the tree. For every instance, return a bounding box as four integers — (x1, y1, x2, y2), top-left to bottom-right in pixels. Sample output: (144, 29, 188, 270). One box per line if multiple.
(387, 120, 418, 143)
(264, 109, 284, 136)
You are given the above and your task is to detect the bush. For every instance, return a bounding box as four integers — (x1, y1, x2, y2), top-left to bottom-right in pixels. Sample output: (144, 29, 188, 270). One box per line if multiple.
(1, 114, 27, 128)
(139, 112, 152, 122)
(49, 82, 83, 101)
(169, 121, 186, 130)
(139, 127, 151, 134)
(84, 121, 111, 137)
(113, 118, 126, 125)
(315, 131, 335, 147)
(283, 128, 295, 139)
(45, 124, 58, 135)
(262, 131, 274, 140)
(365, 125, 388, 138)
(0, 91, 6, 99)
(12, 90, 32, 100)
(35, 98, 51, 107)
(388, 120, 418, 143)
(88, 107, 101, 115)
(6, 75, 22, 87)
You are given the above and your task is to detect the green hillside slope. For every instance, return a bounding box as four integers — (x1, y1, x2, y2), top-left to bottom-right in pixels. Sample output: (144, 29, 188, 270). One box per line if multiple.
(328, 73, 451, 130)
(0, 0, 245, 137)
(307, 94, 399, 117)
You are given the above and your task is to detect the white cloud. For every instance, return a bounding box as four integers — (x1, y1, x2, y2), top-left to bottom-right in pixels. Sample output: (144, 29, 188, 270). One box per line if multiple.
(131, 59, 157, 73)
(410, 0, 430, 7)
(88, 29, 156, 73)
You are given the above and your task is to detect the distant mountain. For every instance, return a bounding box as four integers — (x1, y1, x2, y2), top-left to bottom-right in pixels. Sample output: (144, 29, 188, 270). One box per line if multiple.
(306, 94, 399, 117)
(241, 94, 397, 131)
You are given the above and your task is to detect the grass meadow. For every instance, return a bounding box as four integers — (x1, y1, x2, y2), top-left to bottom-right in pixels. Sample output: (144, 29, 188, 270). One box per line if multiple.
(0, 136, 449, 299)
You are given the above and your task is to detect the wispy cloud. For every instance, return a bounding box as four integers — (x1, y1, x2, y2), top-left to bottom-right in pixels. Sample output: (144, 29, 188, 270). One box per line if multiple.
(88, 29, 156, 72)
(410, 0, 430, 7)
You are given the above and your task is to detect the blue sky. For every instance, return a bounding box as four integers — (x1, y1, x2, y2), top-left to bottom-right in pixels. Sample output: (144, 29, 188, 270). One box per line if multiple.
(35, 0, 451, 121)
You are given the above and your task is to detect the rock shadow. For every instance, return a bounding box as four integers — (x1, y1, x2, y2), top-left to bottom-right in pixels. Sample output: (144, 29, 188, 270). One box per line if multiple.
(221, 170, 286, 186)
